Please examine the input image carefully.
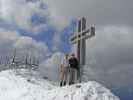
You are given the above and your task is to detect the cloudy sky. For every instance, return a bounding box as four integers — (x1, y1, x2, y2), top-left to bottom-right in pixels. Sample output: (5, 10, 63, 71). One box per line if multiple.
(0, 0, 133, 99)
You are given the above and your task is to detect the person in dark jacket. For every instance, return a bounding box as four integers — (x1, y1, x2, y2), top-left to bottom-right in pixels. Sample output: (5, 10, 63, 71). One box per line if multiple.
(68, 53, 79, 85)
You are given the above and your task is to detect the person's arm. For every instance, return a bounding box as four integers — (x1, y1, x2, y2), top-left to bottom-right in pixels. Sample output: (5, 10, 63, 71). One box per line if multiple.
(60, 64, 63, 72)
(60, 57, 64, 71)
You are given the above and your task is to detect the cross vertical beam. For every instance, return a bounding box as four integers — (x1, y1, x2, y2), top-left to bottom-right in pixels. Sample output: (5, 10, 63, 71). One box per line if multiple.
(80, 38, 86, 65)
(80, 17, 86, 66)
(77, 19, 82, 64)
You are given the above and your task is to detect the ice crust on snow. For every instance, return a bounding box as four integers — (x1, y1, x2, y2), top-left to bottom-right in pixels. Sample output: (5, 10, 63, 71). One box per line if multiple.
(0, 69, 120, 100)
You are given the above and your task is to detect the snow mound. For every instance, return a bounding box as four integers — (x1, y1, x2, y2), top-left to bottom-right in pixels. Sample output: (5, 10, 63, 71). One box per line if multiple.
(0, 69, 120, 100)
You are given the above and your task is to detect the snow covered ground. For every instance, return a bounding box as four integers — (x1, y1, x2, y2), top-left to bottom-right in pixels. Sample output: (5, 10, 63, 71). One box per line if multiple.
(0, 69, 120, 100)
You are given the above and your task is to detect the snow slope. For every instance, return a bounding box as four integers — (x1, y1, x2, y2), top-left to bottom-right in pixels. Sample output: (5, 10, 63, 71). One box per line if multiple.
(0, 69, 120, 100)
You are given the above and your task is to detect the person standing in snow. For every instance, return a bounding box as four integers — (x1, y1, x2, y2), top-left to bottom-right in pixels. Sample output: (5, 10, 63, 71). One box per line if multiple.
(60, 54, 69, 86)
(68, 53, 79, 85)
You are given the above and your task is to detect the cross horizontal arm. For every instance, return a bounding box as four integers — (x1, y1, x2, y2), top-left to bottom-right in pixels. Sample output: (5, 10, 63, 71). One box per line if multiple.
(70, 33, 94, 44)
(70, 26, 95, 44)
(70, 29, 90, 43)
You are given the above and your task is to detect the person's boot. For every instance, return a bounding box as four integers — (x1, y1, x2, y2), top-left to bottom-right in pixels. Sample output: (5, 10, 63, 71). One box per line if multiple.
(60, 81, 63, 87)
(71, 82, 74, 85)
(64, 81, 66, 86)
(69, 82, 74, 85)
(69, 82, 72, 85)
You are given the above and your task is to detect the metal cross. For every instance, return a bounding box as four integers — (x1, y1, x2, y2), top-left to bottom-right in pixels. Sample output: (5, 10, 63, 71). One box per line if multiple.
(70, 17, 95, 65)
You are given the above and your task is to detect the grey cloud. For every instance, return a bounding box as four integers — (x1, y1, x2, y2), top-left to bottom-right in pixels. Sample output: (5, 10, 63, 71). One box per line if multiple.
(84, 26, 133, 88)
(46, 0, 133, 26)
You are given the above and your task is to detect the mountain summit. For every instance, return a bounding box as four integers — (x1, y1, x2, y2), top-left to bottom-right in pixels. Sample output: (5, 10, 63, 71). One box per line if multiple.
(0, 69, 120, 100)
